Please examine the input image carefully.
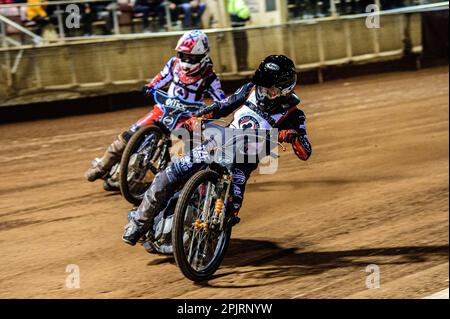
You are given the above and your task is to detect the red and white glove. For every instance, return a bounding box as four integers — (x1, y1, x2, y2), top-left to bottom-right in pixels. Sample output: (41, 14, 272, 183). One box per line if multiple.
(278, 129, 299, 144)
(183, 117, 202, 132)
(278, 129, 310, 160)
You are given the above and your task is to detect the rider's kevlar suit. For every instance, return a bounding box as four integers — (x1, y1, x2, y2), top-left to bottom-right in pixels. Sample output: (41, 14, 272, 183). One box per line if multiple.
(85, 57, 225, 182)
(131, 82, 312, 228)
(126, 57, 225, 138)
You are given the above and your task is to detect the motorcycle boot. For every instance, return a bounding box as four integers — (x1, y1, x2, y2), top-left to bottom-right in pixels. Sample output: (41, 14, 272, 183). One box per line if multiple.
(123, 208, 154, 246)
(84, 135, 127, 182)
(122, 218, 152, 246)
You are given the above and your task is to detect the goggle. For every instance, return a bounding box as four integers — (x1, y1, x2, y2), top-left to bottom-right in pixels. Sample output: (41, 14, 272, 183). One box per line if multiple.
(177, 52, 205, 64)
(258, 86, 282, 100)
(258, 84, 294, 100)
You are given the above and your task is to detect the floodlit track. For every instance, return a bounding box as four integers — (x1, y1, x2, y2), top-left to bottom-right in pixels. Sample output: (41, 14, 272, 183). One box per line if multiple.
(0, 66, 448, 298)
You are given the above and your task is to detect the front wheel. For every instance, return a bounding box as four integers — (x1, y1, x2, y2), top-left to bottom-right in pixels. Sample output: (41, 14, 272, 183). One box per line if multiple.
(172, 170, 232, 282)
(119, 125, 168, 205)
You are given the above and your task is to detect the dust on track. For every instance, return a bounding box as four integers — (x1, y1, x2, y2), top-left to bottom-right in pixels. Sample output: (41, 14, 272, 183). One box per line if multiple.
(0, 66, 448, 298)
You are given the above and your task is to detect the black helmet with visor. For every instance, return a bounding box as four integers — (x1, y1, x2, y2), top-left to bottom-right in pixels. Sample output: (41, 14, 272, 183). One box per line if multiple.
(252, 55, 297, 114)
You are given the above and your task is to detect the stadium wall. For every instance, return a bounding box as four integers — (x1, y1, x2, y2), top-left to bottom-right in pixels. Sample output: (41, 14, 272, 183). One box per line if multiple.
(2, 8, 448, 123)
(0, 12, 424, 107)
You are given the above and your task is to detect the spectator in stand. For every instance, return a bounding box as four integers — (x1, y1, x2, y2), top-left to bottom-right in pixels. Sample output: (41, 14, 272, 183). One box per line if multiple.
(168, 0, 206, 29)
(0, 0, 13, 10)
(26, 0, 51, 35)
(90, 1, 115, 35)
(359, 0, 377, 13)
(288, 0, 321, 19)
(290, 1, 331, 18)
(201, 0, 221, 28)
(81, 1, 122, 36)
(0, 0, 19, 17)
(133, 0, 165, 32)
(81, 3, 97, 36)
(227, 0, 250, 70)
(380, 0, 407, 10)
(45, 0, 75, 36)
(337, 0, 366, 15)
(316, 0, 330, 17)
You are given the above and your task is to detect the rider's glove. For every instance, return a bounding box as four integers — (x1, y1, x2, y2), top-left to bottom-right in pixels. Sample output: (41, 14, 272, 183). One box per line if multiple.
(278, 129, 299, 144)
(194, 102, 220, 118)
(142, 84, 155, 96)
(193, 109, 205, 118)
(183, 117, 202, 132)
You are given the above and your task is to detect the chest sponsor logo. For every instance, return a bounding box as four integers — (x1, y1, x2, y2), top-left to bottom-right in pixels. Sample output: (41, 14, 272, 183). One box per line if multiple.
(238, 115, 260, 129)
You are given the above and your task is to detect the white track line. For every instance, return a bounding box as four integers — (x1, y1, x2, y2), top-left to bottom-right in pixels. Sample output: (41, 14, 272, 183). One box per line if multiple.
(423, 288, 449, 299)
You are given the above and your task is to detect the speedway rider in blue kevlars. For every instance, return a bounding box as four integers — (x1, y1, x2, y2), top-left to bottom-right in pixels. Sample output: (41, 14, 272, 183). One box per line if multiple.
(122, 55, 312, 245)
(84, 30, 225, 186)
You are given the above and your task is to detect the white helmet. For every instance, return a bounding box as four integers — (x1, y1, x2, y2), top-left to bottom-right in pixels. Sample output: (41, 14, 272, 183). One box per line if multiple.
(175, 30, 210, 75)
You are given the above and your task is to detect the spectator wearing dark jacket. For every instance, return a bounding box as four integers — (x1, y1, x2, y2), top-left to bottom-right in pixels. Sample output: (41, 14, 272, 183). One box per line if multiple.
(134, 0, 165, 32)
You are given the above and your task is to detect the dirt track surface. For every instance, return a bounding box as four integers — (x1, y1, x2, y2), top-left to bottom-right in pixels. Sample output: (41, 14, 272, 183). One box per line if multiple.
(0, 66, 448, 299)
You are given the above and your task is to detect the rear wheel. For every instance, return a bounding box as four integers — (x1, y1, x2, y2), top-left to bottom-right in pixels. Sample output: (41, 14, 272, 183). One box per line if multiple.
(119, 125, 167, 205)
(172, 170, 232, 282)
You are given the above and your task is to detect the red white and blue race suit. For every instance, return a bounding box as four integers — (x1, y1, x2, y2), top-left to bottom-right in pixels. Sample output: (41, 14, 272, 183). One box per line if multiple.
(127, 57, 226, 138)
(84, 56, 225, 184)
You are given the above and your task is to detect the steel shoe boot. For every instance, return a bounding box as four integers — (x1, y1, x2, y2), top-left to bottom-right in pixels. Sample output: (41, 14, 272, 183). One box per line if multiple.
(84, 135, 126, 182)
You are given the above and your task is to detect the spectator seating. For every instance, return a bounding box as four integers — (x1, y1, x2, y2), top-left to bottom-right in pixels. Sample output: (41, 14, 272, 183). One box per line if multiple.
(1, 1, 202, 37)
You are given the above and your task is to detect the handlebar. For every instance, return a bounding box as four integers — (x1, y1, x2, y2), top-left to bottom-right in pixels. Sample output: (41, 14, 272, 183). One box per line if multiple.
(198, 117, 287, 152)
(153, 89, 206, 109)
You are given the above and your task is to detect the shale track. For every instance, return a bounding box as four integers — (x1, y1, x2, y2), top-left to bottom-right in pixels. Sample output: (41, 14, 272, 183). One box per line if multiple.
(0, 66, 448, 298)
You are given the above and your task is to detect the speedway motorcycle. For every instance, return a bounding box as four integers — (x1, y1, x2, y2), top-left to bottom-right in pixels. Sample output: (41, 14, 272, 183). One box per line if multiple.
(138, 121, 282, 281)
(119, 89, 205, 205)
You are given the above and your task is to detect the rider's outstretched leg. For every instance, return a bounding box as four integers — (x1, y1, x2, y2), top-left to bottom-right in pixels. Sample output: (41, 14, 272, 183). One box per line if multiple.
(227, 164, 257, 226)
(122, 169, 174, 245)
(122, 165, 176, 246)
(122, 154, 202, 245)
(84, 107, 161, 183)
(84, 107, 162, 182)
(84, 133, 128, 182)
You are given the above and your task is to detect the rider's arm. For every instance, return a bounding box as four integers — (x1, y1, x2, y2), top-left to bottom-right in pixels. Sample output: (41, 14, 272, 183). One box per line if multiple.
(205, 74, 226, 102)
(197, 82, 255, 119)
(146, 57, 176, 89)
(278, 108, 312, 161)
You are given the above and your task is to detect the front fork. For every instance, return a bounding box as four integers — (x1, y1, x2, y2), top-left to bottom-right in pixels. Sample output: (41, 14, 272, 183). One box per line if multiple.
(157, 138, 172, 171)
(210, 174, 233, 231)
(190, 173, 233, 264)
(145, 135, 171, 174)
